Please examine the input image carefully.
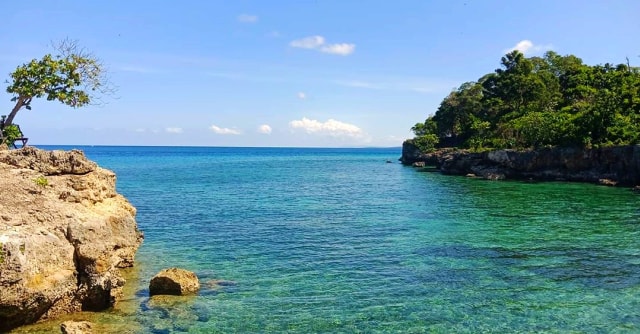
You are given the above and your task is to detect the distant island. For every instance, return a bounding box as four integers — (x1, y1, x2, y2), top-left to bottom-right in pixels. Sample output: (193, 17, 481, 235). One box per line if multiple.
(403, 50, 640, 188)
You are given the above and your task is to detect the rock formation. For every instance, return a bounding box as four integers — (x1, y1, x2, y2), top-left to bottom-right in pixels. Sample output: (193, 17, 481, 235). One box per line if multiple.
(0, 147, 143, 332)
(400, 140, 640, 187)
(60, 320, 93, 334)
(149, 268, 200, 296)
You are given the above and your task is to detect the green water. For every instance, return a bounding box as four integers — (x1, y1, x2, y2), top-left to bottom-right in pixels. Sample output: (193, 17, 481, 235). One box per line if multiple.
(12, 146, 640, 333)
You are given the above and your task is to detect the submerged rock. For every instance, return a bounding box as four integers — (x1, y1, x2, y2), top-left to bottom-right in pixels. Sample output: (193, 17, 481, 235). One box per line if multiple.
(149, 268, 200, 296)
(0, 147, 143, 332)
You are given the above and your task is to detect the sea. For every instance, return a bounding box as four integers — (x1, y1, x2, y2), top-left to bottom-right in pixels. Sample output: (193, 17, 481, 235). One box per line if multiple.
(12, 146, 640, 333)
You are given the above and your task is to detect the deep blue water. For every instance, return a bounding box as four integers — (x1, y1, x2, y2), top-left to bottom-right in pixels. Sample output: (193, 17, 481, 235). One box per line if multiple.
(17, 146, 640, 333)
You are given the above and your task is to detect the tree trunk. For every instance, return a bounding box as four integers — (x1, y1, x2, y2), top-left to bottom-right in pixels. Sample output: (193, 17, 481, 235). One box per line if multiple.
(5, 97, 26, 127)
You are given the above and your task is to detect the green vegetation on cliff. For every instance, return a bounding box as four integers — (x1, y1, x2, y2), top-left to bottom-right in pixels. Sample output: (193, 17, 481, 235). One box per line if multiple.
(411, 51, 640, 152)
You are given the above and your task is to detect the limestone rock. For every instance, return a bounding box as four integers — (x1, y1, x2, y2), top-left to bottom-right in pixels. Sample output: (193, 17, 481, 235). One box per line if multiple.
(598, 178, 618, 186)
(0, 146, 97, 175)
(149, 268, 200, 296)
(0, 147, 143, 332)
(60, 320, 93, 334)
(401, 144, 640, 187)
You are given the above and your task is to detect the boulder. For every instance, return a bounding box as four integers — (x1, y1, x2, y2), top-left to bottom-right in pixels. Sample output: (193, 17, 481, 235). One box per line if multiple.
(60, 320, 93, 334)
(149, 268, 200, 296)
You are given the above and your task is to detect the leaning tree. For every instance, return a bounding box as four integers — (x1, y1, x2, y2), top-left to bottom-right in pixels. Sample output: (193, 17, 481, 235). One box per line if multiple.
(4, 39, 113, 131)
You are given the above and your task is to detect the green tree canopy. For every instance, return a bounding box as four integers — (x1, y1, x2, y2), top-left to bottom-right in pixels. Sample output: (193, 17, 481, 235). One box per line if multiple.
(4, 39, 112, 128)
(411, 51, 640, 150)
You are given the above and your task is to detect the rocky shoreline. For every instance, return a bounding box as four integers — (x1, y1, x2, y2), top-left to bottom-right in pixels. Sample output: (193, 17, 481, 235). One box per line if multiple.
(0, 147, 143, 332)
(400, 140, 640, 188)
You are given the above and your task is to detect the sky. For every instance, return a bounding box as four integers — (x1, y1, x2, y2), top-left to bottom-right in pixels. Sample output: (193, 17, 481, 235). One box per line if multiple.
(1, 0, 639, 147)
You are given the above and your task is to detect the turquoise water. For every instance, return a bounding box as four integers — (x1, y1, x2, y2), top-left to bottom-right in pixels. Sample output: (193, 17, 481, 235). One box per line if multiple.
(23, 146, 640, 332)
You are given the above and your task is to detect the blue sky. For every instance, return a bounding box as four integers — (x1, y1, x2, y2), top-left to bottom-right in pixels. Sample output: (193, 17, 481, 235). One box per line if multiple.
(1, 1, 638, 147)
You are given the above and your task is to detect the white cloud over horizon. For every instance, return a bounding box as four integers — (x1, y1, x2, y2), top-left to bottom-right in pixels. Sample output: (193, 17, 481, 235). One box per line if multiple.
(258, 124, 272, 134)
(237, 14, 258, 23)
(210, 124, 242, 135)
(165, 127, 183, 134)
(289, 117, 365, 138)
(290, 35, 356, 56)
(505, 40, 553, 55)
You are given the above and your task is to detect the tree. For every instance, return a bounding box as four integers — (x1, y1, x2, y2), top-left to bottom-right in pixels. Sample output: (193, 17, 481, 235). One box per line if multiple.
(4, 39, 112, 128)
(410, 50, 640, 151)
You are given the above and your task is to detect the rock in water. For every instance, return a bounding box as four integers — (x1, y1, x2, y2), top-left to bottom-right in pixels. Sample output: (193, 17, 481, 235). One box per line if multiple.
(149, 268, 200, 296)
(0, 147, 143, 332)
(60, 320, 93, 334)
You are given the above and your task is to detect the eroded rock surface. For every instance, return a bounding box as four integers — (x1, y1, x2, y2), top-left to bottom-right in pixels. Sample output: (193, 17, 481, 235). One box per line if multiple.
(149, 268, 200, 296)
(0, 147, 143, 332)
(400, 141, 640, 187)
(60, 320, 93, 334)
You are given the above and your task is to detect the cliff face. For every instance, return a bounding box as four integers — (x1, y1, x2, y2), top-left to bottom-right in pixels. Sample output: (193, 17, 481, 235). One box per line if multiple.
(0, 147, 143, 332)
(401, 140, 640, 186)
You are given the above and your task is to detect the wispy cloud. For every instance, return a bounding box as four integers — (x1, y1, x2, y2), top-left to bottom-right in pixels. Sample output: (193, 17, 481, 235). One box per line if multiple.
(297, 92, 307, 99)
(210, 124, 241, 135)
(336, 78, 456, 94)
(116, 65, 158, 74)
(320, 43, 356, 56)
(290, 35, 356, 56)
(166, 127, 183, 134)
(505, 40, 553, 55)
(338, 80, 382, 90)
(289, 117, 365, 138)
(290, 36, 325, 49)
(237, 14, 258, 23)
(258, 124, 272, 134)
(267, 31, 281, 38)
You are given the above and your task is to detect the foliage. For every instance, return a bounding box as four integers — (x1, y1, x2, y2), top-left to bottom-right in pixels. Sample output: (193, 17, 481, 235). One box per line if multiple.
(1, 124, 22, 147)
(34, 176, 49, 188)
(411, 50, 640, 151)
(413, 133, 440, 153)
(4, 39, 112, 128)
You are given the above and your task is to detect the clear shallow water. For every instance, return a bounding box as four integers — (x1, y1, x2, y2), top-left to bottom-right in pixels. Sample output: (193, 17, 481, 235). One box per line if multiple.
(14, 146, 640, 333)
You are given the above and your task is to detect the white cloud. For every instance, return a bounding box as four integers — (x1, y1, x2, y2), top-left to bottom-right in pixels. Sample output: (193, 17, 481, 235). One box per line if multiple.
(237, 14, 258, 23)
(135, 128, 146, 133)
(290, 35, 356, 56)
(320, 43, 356, 56)
(258, 124, 272, 134)
(289, 117, 365, 138)
(505, 40, 553, 55)
(210, 124, 241, 135)
(297, 92, 307, 99)
(290, 36, 325, 49)
(165, 127, 183, 134)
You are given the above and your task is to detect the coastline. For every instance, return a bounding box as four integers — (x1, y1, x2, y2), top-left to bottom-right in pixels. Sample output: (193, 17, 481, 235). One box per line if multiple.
(400, 140, 640, 188)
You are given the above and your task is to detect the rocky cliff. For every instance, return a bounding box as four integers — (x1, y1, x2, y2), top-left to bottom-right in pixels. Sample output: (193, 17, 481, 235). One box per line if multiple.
(400, 140, 640, 187)
(0, 147, 143, 332)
